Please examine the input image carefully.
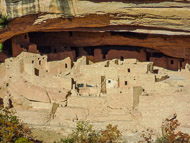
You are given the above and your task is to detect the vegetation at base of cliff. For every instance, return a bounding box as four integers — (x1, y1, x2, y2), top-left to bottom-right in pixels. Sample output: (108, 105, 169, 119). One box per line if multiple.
(140, 114, 190, 143)
(0, 14, 9, 29)
(0, 43, 3, 52)
(0, 111, 39, 143)
(55, 121, 122, 143)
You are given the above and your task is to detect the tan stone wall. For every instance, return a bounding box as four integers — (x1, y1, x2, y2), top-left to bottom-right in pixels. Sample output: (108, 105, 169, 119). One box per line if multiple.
(0, 63, 6, 77)
(48, 57, 72, 75)
(67, 96, 108, 117)
(23, 52, 48, 76)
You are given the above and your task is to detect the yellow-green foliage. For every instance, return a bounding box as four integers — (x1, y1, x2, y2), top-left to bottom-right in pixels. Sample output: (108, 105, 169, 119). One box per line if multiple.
(57, 121, 122, 143)
(0, 43, 3, 52)
(15, 137, 33, 143)
(0, 113, 33, 143)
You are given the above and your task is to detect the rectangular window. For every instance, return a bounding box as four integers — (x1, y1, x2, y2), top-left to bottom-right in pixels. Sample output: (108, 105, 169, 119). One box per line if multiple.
(128, 68, 130, 72)
(86, 84, 93, 87)
(34, 68, 39, 76)
(171, 60, 174, 65)
(77, 83, 84, 88)
(125, 81, 128, 85)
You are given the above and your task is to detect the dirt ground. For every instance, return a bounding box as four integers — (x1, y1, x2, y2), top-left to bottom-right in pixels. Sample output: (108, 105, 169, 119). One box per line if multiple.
(31, 128, 65, 143)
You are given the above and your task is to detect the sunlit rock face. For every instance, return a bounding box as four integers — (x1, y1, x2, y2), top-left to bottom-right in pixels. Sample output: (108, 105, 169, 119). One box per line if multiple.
(0, 0, 73, 18)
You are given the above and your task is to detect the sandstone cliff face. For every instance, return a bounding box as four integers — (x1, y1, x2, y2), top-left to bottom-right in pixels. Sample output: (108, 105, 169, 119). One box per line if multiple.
(1, 0, 190, 35)
(1, 0, 190, 30)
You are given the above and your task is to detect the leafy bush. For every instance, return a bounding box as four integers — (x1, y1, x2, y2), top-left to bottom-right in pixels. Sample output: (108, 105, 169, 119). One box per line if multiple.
(157, 117, 190, 143)
(15, 137, 33, 143)
(156, 135, 169, 143)
(140, 114, 190, 143)
(0, 14, 9, 28)
(0, 43, 3, 52)
(0, 112, 34, 143)
(57, 121, 122, 143)
(140, 129, 154, 143)
(99, 124, 122, 143)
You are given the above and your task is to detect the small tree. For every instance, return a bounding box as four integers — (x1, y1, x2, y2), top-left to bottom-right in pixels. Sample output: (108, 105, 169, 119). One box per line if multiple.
(157, 117, 190, 143)
(57, 121, 122, 143)
(140, 115, 190, 143)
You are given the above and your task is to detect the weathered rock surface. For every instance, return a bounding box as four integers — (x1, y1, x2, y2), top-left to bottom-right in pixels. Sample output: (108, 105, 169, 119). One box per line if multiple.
(1, 0, 190, 60)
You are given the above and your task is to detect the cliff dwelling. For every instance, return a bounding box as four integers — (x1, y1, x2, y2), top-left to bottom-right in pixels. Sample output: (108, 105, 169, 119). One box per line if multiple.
(1, 31, 189, 71)
(1, 0, 190, 142)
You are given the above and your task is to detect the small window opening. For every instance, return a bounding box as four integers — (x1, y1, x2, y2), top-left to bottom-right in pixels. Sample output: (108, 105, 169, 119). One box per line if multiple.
(77, 83, 84, 88)
(86, 84, 93, 87)
(125, 81, 128, 85)
(171, 60, 174, 65)
(9, 99, 13, 108)
(69, 32, 73, 37)
(32, 60, 34, 64)
(65, 63, 67, 68)
(34, 68, 39, 76)
(120, 56, 124, 61)
(39, 60, 41, 65)
(108, 80, 111, 83)
(103, 54, 106, 59)
(128, 68, 130, 72)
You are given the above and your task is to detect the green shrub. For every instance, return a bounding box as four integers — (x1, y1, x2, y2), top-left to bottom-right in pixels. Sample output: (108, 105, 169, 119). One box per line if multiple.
(0, 43, 3, 52)
(58, 121, 100, 143)
(156, 135, 169, 143)
(0, 14, 9, 28)
(57, 121, 122, 143)
(15, 137, 33, 143)
(0, 112, 34, 143)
